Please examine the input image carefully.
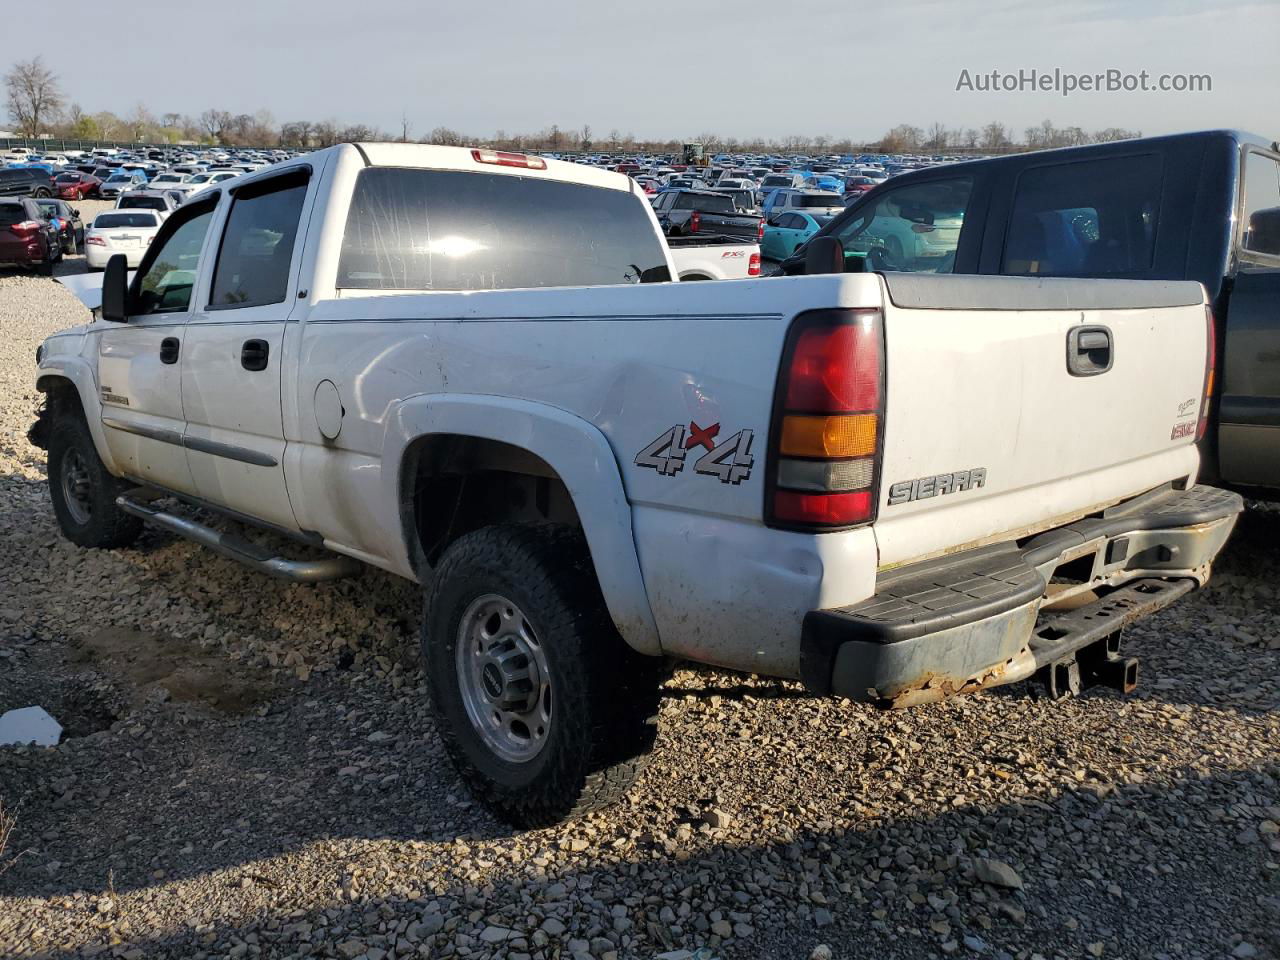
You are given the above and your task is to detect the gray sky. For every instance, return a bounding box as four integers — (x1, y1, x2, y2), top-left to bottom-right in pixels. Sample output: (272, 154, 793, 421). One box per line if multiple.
(17, 0, 1280, 142)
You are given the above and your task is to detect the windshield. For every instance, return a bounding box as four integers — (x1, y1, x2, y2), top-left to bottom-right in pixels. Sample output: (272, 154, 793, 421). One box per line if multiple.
(55, 173, 80, 182)
(95, 213, 158, 228)
(762, 176, 792, 187)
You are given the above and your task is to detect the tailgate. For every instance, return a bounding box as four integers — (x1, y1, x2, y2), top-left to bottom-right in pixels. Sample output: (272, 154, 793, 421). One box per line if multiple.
(703, 213, 760, 240)
(872, 274, 1209, 567)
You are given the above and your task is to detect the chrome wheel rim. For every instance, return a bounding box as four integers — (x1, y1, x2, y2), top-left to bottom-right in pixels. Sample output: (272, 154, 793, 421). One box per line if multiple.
(61, 449, 93, 526)
(455, 593, 552, 764)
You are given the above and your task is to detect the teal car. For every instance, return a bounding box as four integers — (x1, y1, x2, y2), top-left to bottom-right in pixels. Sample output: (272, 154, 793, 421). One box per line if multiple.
(761, 211, 834, 260)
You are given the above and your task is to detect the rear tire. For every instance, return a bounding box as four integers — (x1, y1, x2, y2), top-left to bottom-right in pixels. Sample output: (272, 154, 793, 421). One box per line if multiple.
(48, 415, 143, 549)
(423, 524, 662, 827)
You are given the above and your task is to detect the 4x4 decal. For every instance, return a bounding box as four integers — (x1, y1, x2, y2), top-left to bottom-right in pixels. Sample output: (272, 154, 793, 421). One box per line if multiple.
(634, 422, 754, 485)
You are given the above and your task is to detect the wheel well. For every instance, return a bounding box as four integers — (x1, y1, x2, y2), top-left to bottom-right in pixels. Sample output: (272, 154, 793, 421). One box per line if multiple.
(29, 375, 85, 450)
(400, 435, 582, 575)
(680, 273, 711, 281)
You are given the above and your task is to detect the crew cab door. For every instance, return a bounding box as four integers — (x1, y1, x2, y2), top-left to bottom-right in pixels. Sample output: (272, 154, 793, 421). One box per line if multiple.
(96, 197, 218, 493)
(180, 167, 315, 532)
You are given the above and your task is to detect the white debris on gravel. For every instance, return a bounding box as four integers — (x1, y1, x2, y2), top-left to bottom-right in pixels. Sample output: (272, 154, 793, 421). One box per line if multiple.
(1, 238, 1278, 960)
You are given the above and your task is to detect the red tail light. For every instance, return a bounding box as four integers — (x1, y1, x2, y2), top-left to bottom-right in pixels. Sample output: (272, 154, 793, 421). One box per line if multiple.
(767, 309, 885, 530)
(9, 220, 42, 239)
(748, 252, 761, 276)
(1198, 304, 1216, 441)
(757, 218, 765, 240)
(689, 210, 701, 233)
(86, 236, 105, 246)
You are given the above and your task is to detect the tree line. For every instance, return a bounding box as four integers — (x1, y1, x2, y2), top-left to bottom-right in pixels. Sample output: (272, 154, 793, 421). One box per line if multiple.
(5, 57, 1140, 155)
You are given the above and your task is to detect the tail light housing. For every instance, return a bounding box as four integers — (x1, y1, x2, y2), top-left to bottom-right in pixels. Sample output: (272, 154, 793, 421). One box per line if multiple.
(748, 252, 761, 276)
(86, 236, 105, 246)
(757, 218, 765, 241)
(766, 309, 884, 530)
(689, 210, 701, 233)
(9, 220, 42, 239)
(1198, 304, 1216, 441)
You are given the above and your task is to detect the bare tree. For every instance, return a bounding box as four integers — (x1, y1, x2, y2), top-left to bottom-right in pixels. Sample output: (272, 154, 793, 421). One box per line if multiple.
(400, 112, 411, 143)
(981, 121, 1010, 151)
(4, 57, 65, 138)
(428, 126, 465, 146)
(200, 108, 231, 143)
(580, 123, 592, 151)
(126, 102, 154, 141)
(313, 121, 340, 148)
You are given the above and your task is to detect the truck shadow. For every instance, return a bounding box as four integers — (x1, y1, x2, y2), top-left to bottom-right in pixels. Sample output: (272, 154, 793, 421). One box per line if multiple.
(6, 761, 1278, 959)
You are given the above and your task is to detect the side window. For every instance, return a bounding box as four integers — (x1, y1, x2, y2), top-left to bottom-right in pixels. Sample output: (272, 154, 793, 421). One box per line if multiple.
(674, 194, 696, 210)
(132, 202, 216, 315)
(835, 177, 973, 274)
(209, 171, 309, 309)
(1002, 155, 1163, 276)
(1240, 150, 1280, 258)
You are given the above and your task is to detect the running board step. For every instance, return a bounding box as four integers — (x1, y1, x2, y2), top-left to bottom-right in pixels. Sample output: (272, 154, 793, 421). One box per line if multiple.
(116, 495, 362, 583)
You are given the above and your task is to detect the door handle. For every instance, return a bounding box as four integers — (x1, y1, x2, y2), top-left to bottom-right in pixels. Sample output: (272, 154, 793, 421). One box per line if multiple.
(159, 337, 179, 365)
(1067, 325, 1113, 377)
(241, 339, 269, 372)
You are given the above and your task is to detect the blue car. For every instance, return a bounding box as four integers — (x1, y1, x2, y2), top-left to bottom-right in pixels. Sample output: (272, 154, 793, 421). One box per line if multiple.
(761, 211, 835, 260)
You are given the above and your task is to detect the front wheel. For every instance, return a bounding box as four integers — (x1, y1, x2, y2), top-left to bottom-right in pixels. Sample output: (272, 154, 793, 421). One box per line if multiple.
(423, 524, 662, 827)
(48, 415, 143, 548)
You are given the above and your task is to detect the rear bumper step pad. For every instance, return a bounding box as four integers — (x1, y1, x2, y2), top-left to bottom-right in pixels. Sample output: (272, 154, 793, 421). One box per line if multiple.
(801, 483, 1243, 703)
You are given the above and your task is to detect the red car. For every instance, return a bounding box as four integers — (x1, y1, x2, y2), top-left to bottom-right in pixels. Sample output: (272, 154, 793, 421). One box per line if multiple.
(55, 172, 101, 200)
(0, 197, 63, 276)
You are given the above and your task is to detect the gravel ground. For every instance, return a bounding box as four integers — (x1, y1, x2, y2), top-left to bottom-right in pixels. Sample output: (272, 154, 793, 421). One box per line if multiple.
(0, 250, 1277, 960)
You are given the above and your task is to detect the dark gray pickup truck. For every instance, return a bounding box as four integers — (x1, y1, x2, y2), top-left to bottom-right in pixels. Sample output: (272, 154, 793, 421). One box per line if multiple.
(777, 129, 1280, 496)
(651, 188, 764, 241)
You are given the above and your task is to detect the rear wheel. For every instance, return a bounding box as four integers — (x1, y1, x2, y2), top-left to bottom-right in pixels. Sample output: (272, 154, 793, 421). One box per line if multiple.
(33, 187, 51, 199)
(48, 415, 142, 549)
(423, 524, 662, 827)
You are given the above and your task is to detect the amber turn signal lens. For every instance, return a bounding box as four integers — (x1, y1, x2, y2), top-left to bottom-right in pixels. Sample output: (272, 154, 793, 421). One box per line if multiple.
(779, 414, 877, 459)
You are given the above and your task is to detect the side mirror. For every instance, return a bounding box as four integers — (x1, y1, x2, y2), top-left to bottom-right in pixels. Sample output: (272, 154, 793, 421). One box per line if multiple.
(805, 236, 845, 275)
(101, 254, 130, 323)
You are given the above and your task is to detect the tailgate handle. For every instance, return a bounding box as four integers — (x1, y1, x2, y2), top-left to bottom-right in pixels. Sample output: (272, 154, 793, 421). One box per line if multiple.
(1067, 325, 1113, 376)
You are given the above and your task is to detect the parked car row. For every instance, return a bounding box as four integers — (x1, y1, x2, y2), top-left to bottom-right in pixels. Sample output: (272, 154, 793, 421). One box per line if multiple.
(0, 144, 303, 275)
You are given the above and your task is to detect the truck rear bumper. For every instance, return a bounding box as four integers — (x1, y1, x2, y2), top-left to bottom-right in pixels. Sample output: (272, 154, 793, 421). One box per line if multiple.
(800, 484, 1243, 706)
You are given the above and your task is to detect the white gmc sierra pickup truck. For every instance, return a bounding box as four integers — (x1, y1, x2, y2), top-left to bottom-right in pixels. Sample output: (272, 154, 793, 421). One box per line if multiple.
(30, 143, 1243, 827)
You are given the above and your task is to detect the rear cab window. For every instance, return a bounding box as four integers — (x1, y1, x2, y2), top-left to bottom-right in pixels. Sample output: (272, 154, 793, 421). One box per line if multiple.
(834, 177, 974, 273)
(1001, 154, 1163, 275)
(337, 168, 671, 291)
